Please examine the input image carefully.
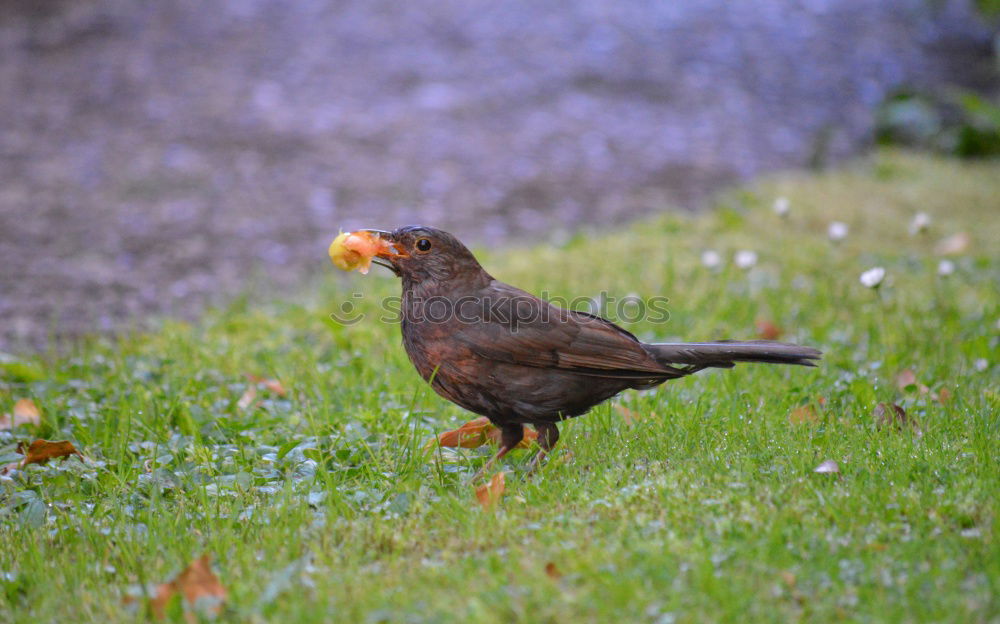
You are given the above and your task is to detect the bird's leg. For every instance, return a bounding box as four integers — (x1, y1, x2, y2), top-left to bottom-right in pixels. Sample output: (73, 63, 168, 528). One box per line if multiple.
(469, 423, 523, 483)
(526, 422, 560, 476)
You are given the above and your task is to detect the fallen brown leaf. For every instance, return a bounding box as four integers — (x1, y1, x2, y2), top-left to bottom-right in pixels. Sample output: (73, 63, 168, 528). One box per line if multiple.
(874, 402, 905, 428)
(614, 405, 653, 426)
(236, 385, 257, 410)
(247, 375, 287, 397)
(544, 562, 562, 580)
(934, 387, 952, 403)
(236, 375, 288, 411)
(0, 398, 41, 430)
(814, 459, 839, 474)
(150, 554, 227, 620)
(895, 369, 917, 391)
(475, 471, 506, 510)
(788, 404, 819, 426)
(874, 402, 921, 435)
(18, 439, 83, 467)
(934, 232, 971, 256)
(3, 438, 83, 475)
(435, 417, 536, 449)
(895, 369, 931, 395)
(754, 319, 783, 340)
(437, 417, 492, 448)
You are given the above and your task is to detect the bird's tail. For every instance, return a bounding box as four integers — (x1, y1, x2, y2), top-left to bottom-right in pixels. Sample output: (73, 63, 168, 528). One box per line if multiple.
(644, 340, 821, 371)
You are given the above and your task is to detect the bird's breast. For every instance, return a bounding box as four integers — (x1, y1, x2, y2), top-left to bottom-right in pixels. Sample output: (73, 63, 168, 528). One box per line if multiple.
(400, 316, 451, 383)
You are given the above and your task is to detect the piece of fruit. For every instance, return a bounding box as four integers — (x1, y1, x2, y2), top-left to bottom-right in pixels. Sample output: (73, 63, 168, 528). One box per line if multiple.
(328, 231, 393, 274)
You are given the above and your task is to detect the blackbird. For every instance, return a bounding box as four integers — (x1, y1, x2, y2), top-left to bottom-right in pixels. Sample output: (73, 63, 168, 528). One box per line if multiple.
(363, 225, 821, 479)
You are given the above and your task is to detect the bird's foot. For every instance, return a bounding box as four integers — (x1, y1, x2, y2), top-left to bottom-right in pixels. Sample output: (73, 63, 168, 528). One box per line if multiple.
(467, 427, 522, 484)
(467, 463, 492, 485)
(467, 451, 504, 485)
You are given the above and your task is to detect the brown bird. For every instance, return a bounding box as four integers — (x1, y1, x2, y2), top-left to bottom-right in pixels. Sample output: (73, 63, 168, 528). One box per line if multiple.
(362, 226, 820, 480)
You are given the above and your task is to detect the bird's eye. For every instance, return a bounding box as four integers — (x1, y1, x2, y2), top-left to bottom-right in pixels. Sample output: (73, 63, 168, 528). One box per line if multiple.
(415, 238, 432, 252)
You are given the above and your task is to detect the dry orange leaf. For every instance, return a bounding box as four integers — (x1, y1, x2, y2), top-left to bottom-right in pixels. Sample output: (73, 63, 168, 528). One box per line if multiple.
(150, 554, 227, 620)
(755, 319, 783, 340)
(236, 385, 257, 410)
(895, 369, 917, 390)
(934, 387, 952, 403)
(0, 398, 41, 430)
(18, 439, 83, 467)
(437, 417, 493, 448)
(238, 375, 288, 410)
(247, 375, 287, 397)
(895, 369, 929, 394)
(788, 404, 819, 425)
(475, 471, 506, 509)
(614, 405, 656, 426)
(544, 562, 562, 580)
(435, 417, 536, 449)
(615, 405, 640, 425)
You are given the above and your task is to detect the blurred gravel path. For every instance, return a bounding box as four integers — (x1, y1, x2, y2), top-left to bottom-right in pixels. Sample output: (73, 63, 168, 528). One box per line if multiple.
(0, 0, 993, 350)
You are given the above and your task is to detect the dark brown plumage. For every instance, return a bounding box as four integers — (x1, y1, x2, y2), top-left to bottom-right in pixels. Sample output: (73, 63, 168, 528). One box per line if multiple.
(367, 226, 821, 478)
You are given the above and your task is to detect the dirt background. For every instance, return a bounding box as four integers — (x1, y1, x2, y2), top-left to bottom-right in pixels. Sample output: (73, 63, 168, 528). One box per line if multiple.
(0, 0, 995, 351)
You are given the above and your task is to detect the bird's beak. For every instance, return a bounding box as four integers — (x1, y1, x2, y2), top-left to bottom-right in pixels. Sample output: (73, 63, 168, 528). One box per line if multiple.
(361, 229, 406, 275)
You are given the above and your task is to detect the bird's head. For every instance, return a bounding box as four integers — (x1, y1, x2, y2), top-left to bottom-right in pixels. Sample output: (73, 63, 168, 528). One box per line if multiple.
(363, 226, 488, 286)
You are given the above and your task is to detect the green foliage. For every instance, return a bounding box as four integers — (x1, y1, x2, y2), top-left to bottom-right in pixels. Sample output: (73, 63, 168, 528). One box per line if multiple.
(877, 89, 1000, 157)
(0, 151, 998, 622)
(975, 0, 1000, 17)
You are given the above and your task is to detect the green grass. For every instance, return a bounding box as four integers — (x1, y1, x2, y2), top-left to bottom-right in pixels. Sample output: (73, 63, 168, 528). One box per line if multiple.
(1, 150, 998, 622)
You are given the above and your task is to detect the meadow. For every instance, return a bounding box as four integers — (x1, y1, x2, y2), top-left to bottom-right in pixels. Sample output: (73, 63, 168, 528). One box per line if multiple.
(1, 150, 997, 622)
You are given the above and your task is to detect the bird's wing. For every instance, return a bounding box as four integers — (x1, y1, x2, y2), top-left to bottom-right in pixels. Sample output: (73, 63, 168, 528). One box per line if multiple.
(451, 282, 685, 379)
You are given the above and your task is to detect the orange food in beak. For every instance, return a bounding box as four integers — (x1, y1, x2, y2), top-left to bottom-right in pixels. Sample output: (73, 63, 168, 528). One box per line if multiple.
(328, 230, 395, 274)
